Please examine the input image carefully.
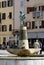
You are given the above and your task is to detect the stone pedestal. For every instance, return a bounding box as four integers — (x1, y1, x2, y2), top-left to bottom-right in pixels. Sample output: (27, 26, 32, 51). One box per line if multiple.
(18, 26, 29, 49)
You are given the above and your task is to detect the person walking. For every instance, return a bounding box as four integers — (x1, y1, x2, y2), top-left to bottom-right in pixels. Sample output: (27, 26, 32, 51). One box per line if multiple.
(33, 40, 40, 48)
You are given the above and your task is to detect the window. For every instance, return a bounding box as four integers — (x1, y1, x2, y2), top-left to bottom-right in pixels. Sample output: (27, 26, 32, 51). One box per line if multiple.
(32, 21, 35, 29)
(42, 6, 44, 11)
(0, 13, 1, 23)
(24, 22, 31, 29)
(2, 1, 6, 8)
(27, 22, 31, 29)
(24, 22, 27, 26)
(2, 13, 6, 19)
(27, 0, 29, 1)
(27, 7, 30, 14)
(9, 24, 12, 31)
(27, 7, 36, 14)
(0, 2, 1, 8)
(39, 6, 41, 11)
(8, 0, 13, 7)
(28, 22, 31, 29)
(20, 1, 24, 7)
(2, 25, 7, 31)
(42, 20, 44, 28)
(9, 12, 12, 19)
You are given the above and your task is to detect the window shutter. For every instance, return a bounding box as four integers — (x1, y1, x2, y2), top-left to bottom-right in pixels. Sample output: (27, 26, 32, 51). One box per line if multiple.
(32, 21, 35, 29)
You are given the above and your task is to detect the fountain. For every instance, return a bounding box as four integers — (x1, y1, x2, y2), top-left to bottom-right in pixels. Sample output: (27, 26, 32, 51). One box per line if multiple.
(0, 12, 43, 65)
(7, 11, 41, 56)
(18, 11, 29, 49)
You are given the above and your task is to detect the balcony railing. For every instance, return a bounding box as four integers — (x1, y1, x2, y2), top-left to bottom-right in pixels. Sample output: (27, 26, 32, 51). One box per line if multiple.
(32, 11, 43, 19)
(28, 28, 44, 32)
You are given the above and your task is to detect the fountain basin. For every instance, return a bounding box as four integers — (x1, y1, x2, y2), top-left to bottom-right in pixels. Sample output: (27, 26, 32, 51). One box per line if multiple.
(7, 48, 41, 56)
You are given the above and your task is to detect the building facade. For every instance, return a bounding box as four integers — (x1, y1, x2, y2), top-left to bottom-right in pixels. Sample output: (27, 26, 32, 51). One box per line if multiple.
(24, 0, 44, 46)
(0, 0, 25, 47)
(13, 0, 25, 30)
(0, 0, 13, 44)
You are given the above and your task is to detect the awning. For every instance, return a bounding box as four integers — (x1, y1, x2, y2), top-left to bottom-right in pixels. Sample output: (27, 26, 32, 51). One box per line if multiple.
(27, 32, 44, 39)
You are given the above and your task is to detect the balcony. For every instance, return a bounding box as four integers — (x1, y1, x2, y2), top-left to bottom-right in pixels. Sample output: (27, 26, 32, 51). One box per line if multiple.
(27, 28, 44, 32)
(32, 11, 43, 19)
